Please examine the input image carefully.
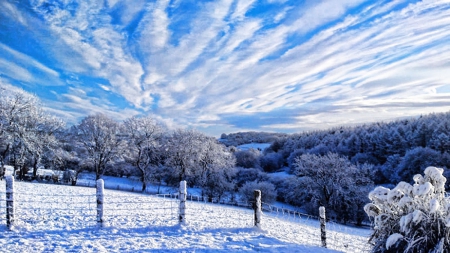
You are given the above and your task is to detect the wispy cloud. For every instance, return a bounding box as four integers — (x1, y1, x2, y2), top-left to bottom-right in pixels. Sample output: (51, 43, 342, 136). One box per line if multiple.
(1, 0, 450, 135)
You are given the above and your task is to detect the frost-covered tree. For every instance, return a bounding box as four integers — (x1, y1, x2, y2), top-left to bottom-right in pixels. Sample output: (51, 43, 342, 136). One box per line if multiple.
(162, 129, 204, 184)
(123, 116, 163, 192)
(72, 114, 124, 180)
(239, 180, 277, 204)
(234, 167, 269, 189)
(260, 152, 283, 172)
(235, 148, 261, 169)
(26, 113, 64, 179)
(394, 147, 449, 183)
(196, 137, 236, 201)
(293, 153, 373, 223)
(0, 88, 64, 179)
(365, 167, 450, 252)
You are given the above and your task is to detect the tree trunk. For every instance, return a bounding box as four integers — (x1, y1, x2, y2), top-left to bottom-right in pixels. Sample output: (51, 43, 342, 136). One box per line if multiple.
(142, 180, 147, 192)
(32, 157, 39, 180)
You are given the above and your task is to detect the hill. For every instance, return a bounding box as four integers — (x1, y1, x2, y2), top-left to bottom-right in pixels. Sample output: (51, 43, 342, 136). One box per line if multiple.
(0, 180, 370, 252)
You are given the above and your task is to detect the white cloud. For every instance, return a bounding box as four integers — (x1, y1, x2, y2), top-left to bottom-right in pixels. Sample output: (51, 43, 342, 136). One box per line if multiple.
(231, 0, 257, 21)
(4, 0, 450, 135)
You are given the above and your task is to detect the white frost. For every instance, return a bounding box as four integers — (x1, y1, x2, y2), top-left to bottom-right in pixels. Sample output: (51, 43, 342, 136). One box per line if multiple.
(394, 182, 413, 196)
(430, 199, 440, 213)
(319, 206, 326, 219)
(412, 210, 423, 224)
(369, 186, 390, 202)
(400, 213, 412, 233)
(364, 203, 380, 217)
(413, 174, 424, 184)
(398, 196, 412, 209)
(386, 233, 403, 250)
(413, 182, 433, 197)
(387, 189, 404, 204)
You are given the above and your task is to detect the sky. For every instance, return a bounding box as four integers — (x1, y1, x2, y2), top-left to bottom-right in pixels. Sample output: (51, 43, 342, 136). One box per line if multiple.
(1, 0, 450, 137)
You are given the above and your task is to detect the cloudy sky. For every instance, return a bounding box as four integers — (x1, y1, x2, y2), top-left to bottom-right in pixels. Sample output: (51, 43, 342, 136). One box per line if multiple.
(1, 0, 450, 136)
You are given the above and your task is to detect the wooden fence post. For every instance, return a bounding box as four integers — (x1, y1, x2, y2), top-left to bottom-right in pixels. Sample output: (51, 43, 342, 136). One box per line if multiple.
(97, 179, 104, 225)
(320, 206, 327, 248)
(179, 180, 187, 224)
(5, 175, 14, 229)
(254, 190, 262, 228)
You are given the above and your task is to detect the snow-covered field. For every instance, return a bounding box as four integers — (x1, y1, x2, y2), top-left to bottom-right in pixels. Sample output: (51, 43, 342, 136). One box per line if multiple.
(0, 180, 371, 252)
(237, 143, 272, 151)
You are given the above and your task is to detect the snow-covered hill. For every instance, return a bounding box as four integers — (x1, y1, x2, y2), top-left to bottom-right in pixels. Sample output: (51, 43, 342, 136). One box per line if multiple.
(237, 142, 272, 151)
(0, 180, 370, 252)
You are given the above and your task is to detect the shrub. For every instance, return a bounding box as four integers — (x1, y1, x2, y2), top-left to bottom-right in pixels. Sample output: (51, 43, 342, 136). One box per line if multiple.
(235, 149, 261, 169)
(239, 180, 277, 204)
(365, 166, 450, 252)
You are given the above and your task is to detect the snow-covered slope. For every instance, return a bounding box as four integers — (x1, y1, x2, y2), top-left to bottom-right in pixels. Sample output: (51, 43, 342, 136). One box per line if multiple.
(237, 143, 272, 151)
(0, 180, 370, 252)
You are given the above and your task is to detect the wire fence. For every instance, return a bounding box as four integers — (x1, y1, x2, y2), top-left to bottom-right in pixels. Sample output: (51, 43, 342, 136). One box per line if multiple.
(184, 196, 255, 228)
(0, 179, 371, 252)
(261, 202, 371, 252)
(102, 193, 180, 228)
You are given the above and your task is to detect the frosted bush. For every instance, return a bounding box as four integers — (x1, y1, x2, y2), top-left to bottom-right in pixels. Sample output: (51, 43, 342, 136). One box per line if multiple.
(365, 166, 450, 253)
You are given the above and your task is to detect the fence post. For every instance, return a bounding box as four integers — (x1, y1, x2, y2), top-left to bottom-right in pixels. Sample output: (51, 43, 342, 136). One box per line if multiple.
(179, 180, 187, 224)
(97, 179, 104, 225)
(319, 206, 327, 248)
(5, 175, 14, 229)
(253, 190, 262, 228)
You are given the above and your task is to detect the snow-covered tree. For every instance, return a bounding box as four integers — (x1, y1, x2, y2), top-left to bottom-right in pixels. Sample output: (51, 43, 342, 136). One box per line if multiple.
(293, 152, 373, 223)
(365, 166, 450, 252)
(162, 129, 204, 184)
(196, 136, 236, 201)
(123, 116, 163, 192)
(234, 167, 269, 189)
(260, 152, 283, 172)
(235, 148, 261, 169)
(0, 88, 64, 179)
(72, 114, 124, 180)
(239, 180, 277, 204)
(394, 147, 448, 183)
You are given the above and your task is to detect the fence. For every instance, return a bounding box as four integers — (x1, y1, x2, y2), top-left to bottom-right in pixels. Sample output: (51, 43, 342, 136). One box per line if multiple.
(1, 177, 371, 252)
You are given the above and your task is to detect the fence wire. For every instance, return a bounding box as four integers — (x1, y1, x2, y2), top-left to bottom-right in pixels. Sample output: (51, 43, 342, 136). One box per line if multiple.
(261, 202, 371, 252)
(1, 181, 371, 252)
(101, 192, 179, 228)
(185, 196, 254, 228)
(0, 190, 97, 230)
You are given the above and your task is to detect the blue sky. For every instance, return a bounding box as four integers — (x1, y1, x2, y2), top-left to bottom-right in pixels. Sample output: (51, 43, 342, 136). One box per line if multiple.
(1, 0, 450, 137)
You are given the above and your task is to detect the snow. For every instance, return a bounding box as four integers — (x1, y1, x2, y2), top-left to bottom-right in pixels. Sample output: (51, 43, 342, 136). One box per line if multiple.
(400, 213, 412, 233)
(237, 143, 271, 151)
(0, 180, 370, 252)
(414, 182, 433, 197)
(319, 206, 326, 219)
(386, 233, 403, 250)
(430, 199, 440, 213)
(77, 172, 177, 194)
(412, 210, 423, 224)
(369, 186, 390, 202)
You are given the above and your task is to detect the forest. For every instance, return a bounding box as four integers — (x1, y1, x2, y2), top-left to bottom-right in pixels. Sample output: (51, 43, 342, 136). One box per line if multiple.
(1, 87, 450, 225)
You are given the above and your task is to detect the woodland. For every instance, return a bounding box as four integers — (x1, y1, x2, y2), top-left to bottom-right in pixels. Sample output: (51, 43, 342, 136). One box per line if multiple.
(2, 87, 450, 225)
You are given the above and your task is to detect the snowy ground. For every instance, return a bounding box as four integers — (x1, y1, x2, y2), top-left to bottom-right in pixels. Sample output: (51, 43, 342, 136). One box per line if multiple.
(237, 143, 272, 151)
(0, 179, 371, 252)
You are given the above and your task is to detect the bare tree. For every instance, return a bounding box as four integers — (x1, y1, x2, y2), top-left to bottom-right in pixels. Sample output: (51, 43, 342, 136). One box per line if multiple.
(197, 137, 236, 201)
(72, 113, 124, 180)
(0, 88, 64, 179)
(163, 129, 204, 184)
(123, 116, 163, 192)
(293, 152, 373, 223)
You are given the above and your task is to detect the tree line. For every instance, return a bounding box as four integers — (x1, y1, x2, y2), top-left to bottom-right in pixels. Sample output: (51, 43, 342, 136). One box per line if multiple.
(0, 88, 237, 202)
(3, 87, 450, 225)
(222, 111, 450, 224)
